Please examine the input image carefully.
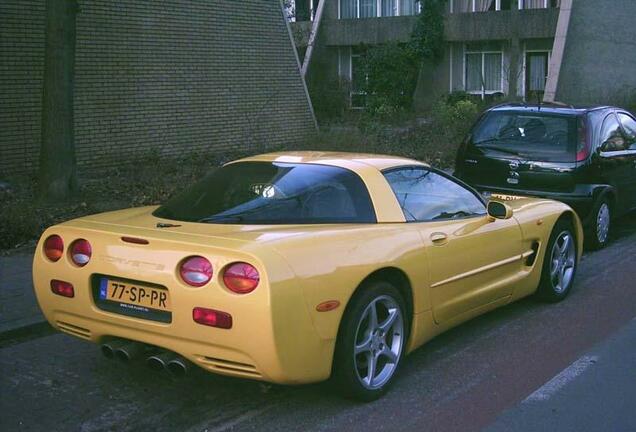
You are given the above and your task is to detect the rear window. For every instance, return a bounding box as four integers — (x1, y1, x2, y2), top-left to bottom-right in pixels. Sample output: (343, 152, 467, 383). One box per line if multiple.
(471, 111, 579, 162)
(153, 162, 376, 224)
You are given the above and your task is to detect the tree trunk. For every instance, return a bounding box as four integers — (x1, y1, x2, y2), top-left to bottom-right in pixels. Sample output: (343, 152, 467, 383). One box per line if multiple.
(39, 0, 78, 201)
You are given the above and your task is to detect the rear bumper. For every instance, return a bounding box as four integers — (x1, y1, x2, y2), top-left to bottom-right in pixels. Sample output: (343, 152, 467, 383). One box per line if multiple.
(474, 184, 598, 226)
(32, 228, 335, 385)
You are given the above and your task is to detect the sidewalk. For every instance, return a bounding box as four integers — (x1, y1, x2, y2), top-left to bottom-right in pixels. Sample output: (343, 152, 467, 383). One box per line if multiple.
(483, 318, 636, 432)
(0, 252, 44, 335)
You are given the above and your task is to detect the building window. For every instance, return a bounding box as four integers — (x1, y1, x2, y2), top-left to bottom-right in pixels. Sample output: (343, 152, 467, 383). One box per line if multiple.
(350, 47, 367, 108)
(519, 0, 560, 9)
(465, 51, 503, 96)
(338, 47, 367, 108)
(450, 0, 518, 12)
(525, 51, 550, 100)
(339, 0, 420, 18)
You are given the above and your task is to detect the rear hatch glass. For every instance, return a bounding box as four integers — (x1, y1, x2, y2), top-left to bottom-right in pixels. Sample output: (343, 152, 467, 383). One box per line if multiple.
(471, 111, 578, 163)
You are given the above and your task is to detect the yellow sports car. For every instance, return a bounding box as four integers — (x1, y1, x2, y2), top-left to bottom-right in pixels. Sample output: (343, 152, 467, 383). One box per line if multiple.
(33, 152, 583, 400)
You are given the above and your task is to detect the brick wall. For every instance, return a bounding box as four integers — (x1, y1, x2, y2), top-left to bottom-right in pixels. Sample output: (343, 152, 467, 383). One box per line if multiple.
(0, 0, 316, 177)
(0, 0, 45, 175)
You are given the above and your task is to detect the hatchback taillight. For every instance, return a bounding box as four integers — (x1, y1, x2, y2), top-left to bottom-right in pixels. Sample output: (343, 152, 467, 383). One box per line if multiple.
(179, 256, 213, 287)
(51, 280, 74, 298)
(70, 239, 92, 267)
(223, 262, 260, 294)
(576, 118, 591, 162)
(44, 235, 64, 262)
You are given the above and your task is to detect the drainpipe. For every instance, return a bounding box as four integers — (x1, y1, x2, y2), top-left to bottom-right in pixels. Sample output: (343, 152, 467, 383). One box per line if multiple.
(301, 0, 326, 77)
(543, 0, 572, 102)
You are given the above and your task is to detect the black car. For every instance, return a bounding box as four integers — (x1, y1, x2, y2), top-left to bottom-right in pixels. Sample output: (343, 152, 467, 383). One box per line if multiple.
(455, 103, 636, 249)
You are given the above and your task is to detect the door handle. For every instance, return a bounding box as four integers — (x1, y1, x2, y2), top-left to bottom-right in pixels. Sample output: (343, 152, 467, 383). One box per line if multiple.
(430, 232, 448, 245)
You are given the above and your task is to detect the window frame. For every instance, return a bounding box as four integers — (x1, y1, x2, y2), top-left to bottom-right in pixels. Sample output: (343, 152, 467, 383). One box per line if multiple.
(518, 0, 549, 9)
(381, 165, 487, 223)
(338, 0, 421, 19)
(463, 48, 504, 96)
(599, 112, 630, 154)
(616, 111, 636, 151)
(522, 49, 552, 99)
(450, 0, 502, 13)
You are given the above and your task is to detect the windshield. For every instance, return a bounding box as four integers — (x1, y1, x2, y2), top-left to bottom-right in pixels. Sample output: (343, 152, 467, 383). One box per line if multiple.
(471, 111, 579, 162)
(153, 162, 376, 224)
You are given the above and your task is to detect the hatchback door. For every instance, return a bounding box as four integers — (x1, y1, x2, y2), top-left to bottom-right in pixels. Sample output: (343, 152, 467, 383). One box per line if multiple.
(598, 112, 636, 213)
(459, 111, 580, 194)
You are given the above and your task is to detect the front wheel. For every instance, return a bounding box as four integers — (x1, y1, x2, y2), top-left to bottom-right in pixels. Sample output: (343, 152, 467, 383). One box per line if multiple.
(536, 219, 578, 302)
(332, 281, 407, 401)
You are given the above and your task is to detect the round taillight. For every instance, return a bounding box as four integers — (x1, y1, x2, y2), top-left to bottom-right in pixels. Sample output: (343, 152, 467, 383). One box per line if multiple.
(70, 239, 92, 267)
(43, 235, 64, 262)
(223, 262, 259, 294)
(180, 256, 213, 287)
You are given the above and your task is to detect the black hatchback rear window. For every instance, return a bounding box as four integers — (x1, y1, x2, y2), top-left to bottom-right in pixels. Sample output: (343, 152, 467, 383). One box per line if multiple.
(153, 162, 376, 224)
(471, 111, 579, 162)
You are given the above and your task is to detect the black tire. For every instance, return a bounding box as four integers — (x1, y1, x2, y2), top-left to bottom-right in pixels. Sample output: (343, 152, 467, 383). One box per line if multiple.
(332, 280, 408, 402)
(536, 219, 578, 302)
(587, 197, 612, 250)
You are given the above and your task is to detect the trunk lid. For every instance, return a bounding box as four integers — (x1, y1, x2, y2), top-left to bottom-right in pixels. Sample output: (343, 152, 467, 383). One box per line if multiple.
(62, 206, 336, 247)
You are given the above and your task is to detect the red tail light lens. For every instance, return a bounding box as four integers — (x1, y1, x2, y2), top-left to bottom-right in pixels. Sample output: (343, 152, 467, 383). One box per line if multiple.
(70, 239, 92, 267)
(576, 118, 591, 162)
(192, 307, 232, 329)
(51, 280, 74, 298)
(43, 235, 64, 262)
(223, 262, 260, 294)
(179, 256, 213, 287)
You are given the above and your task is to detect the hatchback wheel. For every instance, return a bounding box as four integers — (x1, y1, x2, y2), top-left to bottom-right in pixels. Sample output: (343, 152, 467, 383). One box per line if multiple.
(536, 219, 577, 302)
(588, 198, 611, 250)
(333, 281, 407, 401)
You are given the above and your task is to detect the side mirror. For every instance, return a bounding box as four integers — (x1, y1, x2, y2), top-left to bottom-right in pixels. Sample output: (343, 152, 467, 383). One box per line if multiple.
(487, 201, 513, 220)
(601, 136, 627, 153)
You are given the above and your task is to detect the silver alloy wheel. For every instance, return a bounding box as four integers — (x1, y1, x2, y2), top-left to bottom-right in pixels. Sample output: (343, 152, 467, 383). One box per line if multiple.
(353, 295, 404, 390)
(549, 231, 576, 294)
(596, 203, 611, 244)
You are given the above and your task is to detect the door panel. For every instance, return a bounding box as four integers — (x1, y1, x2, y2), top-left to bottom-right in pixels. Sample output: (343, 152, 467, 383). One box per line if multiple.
(617, 113, 636, 210)
(598, 113, 636, 214)
(418, 216, 524, 324)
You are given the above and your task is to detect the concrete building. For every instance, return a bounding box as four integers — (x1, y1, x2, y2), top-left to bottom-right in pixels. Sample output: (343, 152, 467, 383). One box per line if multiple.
(0, 1, 316, 177)
(293, 0, 636, 111)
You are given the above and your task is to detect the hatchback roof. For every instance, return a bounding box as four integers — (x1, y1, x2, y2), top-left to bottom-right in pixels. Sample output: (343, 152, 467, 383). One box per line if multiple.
(488, 102, 614, 116)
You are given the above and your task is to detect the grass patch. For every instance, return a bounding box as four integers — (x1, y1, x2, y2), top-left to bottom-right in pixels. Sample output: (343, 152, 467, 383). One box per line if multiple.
(0, 150, 249, 253)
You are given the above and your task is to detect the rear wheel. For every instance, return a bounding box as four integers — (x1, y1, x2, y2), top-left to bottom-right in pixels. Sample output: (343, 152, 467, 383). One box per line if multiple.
(588, 197, 611, 250)
(536, 219, 577, 302)
(333, 281, 407, 401)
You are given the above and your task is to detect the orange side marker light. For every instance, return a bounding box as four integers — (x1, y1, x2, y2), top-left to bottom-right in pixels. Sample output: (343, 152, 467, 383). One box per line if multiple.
(316, 300, 340, 312)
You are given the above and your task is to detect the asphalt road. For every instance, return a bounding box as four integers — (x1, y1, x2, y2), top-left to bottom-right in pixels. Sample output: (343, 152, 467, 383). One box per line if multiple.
(1, 213, 635, 432)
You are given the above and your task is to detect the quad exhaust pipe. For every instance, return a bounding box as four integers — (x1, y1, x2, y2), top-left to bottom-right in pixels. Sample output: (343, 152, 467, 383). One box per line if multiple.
(100, 339, 189, 377)
(146, 352, 190, 377)
(115, 342, 145, 362)
(166, 357, 189, 378)
(101, 339, 147, 362)
(100, 339, 128, 359)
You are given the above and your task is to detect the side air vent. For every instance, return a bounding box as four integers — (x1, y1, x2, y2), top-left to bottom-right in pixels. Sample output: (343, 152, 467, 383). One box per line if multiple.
(57, 321, 92, 340)
(525, 241, 541, 266)
(197, 356, 261, 378)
